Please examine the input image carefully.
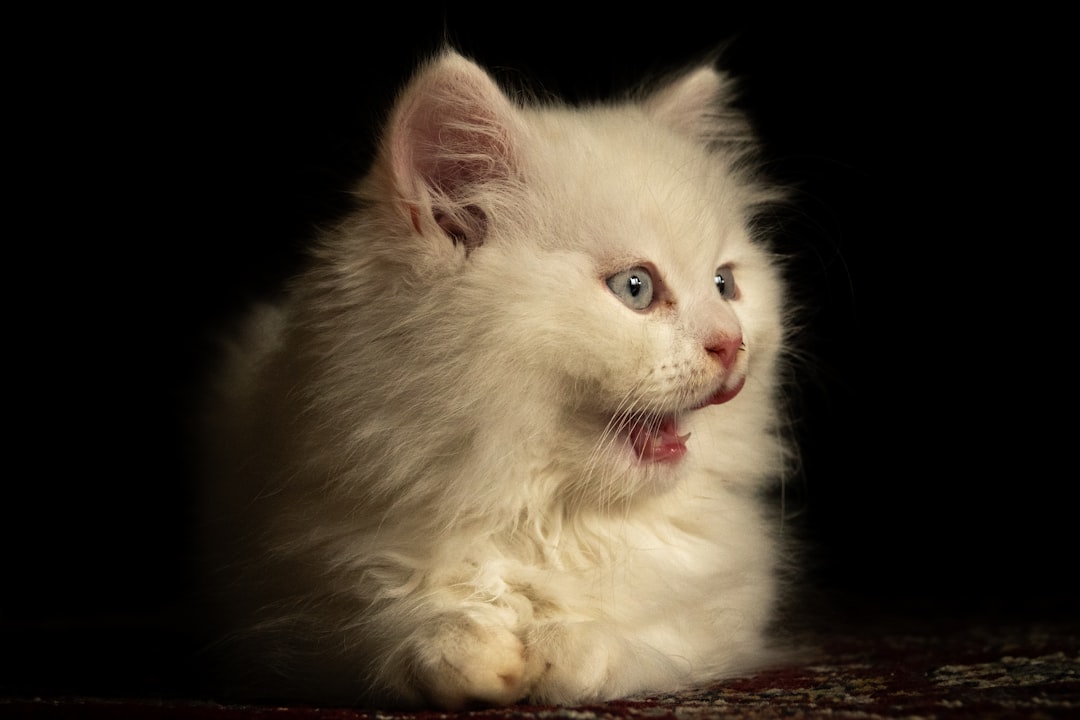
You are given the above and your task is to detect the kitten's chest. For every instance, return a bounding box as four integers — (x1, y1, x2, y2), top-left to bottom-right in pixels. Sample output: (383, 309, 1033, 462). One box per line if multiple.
(488, 515, 716, 612)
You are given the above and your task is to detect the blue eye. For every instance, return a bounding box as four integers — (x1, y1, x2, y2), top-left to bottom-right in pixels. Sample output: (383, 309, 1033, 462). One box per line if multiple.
(606, 266, 654, 310)
(714, 266, 737, 300)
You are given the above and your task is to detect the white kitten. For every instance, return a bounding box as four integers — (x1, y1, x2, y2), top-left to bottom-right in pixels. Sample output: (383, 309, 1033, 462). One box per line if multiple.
(200, 49, 792, 710)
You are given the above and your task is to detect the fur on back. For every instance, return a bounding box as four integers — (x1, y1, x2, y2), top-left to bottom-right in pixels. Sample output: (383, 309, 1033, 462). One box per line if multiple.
(200, 49, 792, 709)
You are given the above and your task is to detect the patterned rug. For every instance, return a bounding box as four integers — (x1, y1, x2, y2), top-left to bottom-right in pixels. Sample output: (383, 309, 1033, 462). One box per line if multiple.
(4, 616, 1077, 719)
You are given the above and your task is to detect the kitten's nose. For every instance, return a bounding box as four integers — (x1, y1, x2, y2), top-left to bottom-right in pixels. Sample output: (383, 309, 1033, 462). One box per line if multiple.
(705, 335, 743, 371)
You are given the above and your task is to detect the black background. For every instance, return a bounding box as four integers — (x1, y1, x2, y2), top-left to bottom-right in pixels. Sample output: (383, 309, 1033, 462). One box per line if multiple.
(5, 6, 1074, 698)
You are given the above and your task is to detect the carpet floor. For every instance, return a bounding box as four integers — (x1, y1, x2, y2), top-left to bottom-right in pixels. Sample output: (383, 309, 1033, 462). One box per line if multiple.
(4, 608, 1077, 719)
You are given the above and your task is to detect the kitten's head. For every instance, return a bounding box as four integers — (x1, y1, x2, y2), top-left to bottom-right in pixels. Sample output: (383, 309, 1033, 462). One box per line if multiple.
(349, 51, 786, 509)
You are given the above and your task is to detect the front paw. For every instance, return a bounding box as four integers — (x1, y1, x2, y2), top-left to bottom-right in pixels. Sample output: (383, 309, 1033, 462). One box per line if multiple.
(528, 621, 614, 704)
(415, 617, 533, 709)
(527, 621, 681, 705)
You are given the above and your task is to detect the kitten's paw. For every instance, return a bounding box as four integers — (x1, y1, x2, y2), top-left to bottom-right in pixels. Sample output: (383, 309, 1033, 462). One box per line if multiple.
(527, 621, 681, 705)
(528, 623, 613, 704)
(416, 617, 532, 709)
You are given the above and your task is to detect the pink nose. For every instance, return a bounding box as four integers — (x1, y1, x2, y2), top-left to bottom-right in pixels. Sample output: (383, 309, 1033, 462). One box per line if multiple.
(706, 335, 743, 371)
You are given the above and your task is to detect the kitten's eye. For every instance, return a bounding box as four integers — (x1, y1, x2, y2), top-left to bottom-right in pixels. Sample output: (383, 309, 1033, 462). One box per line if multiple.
(606, 266, 654, 310)
(714, 266, 738, 300)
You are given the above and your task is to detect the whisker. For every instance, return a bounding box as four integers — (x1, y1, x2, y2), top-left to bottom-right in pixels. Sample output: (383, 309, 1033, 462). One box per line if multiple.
(579, 379, 652, 512)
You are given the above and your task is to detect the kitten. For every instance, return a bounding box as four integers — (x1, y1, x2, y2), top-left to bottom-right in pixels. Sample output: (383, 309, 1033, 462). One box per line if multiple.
(200, 49, 793, 710)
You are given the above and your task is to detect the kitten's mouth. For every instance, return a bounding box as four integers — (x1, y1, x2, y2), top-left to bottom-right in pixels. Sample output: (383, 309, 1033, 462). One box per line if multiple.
(626, 416, 691, 463)
(623, 376, 745, 464)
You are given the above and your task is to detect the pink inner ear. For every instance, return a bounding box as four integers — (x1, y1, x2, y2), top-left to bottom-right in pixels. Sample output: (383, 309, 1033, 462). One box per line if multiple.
(389, 54, 518, 250)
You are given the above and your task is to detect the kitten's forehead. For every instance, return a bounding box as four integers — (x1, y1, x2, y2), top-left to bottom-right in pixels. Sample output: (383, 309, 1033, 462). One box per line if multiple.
(518, 105, 760, 286)
(572, 158, 750, 271)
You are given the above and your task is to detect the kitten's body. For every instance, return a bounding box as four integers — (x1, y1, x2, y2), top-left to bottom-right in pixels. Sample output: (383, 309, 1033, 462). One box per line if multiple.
(201, 51, 791, 709)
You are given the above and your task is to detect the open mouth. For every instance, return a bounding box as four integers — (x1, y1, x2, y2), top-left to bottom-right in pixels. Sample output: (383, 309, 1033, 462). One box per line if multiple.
(620, 376, 745, 464)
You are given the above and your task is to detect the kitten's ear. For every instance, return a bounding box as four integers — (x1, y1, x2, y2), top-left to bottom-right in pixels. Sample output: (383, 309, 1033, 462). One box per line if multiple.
(645, 65, 751, 146)
(385, 50, 520, 254)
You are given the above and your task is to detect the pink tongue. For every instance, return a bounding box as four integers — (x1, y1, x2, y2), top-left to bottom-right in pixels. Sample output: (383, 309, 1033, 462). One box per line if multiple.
(628, 416, 689, 463)
(694, 377, 746, 409)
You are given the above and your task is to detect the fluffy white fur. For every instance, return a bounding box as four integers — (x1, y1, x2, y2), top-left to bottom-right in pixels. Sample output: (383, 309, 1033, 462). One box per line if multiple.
(200, 50, 791, 709)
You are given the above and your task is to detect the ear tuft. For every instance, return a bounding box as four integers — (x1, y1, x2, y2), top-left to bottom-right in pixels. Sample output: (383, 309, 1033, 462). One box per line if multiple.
(646, 65, 752, 148)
